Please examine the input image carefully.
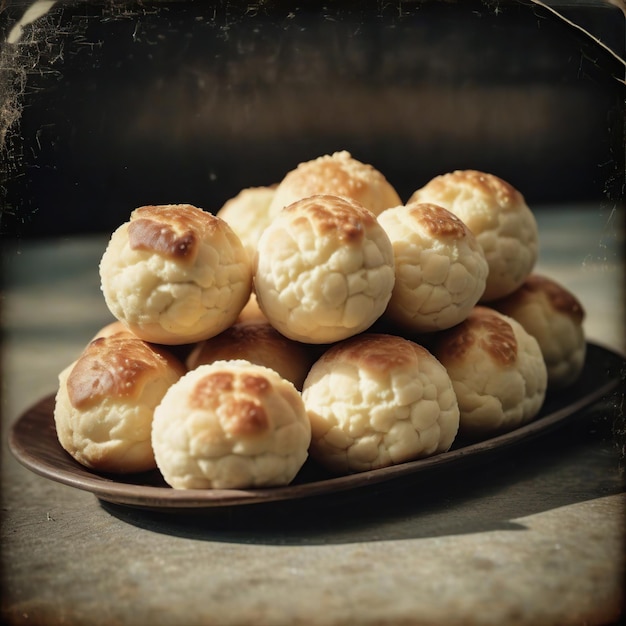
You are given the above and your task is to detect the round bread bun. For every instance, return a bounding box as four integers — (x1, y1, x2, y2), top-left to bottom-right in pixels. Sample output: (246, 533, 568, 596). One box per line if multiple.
(254, 194, 396, 344)
(54, 334, 186, 474)
(216, 185, 276, 261)
(431, 306, 548, 440)
(378, 202, 488, 332)
(151, 360, 311, 489)
(268, 151, 402, 218)
(409, 170, 538, 301)
(301, 333, 460, 474)
(186, 320, 318, 390)
(90, 319, 197, 363)
(99, 204, 252, 345)
(491, 274, 586, 389)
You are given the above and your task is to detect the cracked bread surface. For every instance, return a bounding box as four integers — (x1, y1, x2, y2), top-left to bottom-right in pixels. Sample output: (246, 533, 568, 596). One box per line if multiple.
(492, 274, 586, 389)
(152, 360, 311, 489)
(99, 204, 252, 345)
(254, 194, 395, 344)
(268, 150, 402, 218)
(432, 306, 548, 440)
(302, 333, 459, 474)
(409, 170, 538, 301)
(216, 185, 277, 262)
(186, 319, 318, 391)
(378, 202, 488, 332)
(54, 333, 186, 473)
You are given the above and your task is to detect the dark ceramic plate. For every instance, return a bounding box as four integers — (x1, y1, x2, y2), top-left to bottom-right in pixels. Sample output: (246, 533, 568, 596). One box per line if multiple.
(9, 342, 624, 511)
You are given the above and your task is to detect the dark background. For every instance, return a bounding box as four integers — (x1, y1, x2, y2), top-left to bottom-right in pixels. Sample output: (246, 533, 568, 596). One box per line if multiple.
(1, 0, 624, 238)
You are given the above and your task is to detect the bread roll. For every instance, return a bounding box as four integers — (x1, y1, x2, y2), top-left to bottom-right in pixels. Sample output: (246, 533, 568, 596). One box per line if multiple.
(254, 194, 395, 344)
(54, 334, 186, 474)
(409, 170, 538, 301)
(302, 333, 460, 474)
(216, 185, 276, 261)
(99, 204, 252, 345)
(378, 202, 488, 332)
(431, 306, 547, 440)
(491, 274, 586, 389)
(186, 319, 317, 390)
(268, 151, 402, 218)
(90, 318, 197, 363)
(152, 360, 311, 489)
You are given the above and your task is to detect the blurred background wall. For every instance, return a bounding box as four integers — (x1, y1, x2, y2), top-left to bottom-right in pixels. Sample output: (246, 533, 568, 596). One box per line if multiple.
(1, 0, 624, 238)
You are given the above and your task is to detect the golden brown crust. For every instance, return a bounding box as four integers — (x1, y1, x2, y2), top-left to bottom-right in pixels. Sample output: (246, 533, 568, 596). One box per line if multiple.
(282, 157, 372, 202)
(186, 320, 317, 390)
(67, 335, 184, 409)
(285, 195, 375, 243)
(410, 202, 469, 239)
(241, 373, 271, 395)
(437, 306, 518, 367)
(192, 371, 234, 403)
(190, 370, 270, 436)
(319, 333, 431, 374)
(516, 274, 585, 324)
(129, 219, 197, 261)
(269, 151, 401, 219)
(221, 398, 268, 436)
(232, 322, 279, 345)
(191, 322, 300, 360)
(420, 170, 523, 209)
(128, 205, 217, 263)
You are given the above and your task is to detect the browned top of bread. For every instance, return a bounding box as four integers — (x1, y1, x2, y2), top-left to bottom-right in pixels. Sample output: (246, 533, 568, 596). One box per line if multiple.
(128, 204, 218, 263)
(191, 321, 303, 358)
(284, 194, 377, 243)
(409, 202, 470, 239)
(187, 320, 318, 390)
(418, 170, 524, 210)
(269, 151, 401, 217)
(190, 369, 271, 437)
(510, 274, 585, 324)
(437, 306, 518, 367)
(67, 335, 185, 410)
(316, 333, 433, 375)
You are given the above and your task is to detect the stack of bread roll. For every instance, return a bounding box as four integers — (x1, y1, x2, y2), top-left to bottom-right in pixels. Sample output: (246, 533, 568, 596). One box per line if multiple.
(53, 151, 587, 489)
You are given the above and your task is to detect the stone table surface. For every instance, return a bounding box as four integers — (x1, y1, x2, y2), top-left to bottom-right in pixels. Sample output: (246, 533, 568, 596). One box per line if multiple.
(1, 205, 625, 626)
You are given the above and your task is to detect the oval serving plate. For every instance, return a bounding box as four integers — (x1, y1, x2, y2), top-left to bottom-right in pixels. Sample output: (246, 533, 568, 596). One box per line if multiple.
(8, 342, 624, 511)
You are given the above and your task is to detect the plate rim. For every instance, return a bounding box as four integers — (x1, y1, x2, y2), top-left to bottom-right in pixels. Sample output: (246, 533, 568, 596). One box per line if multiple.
(8, 341, 624, 510)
